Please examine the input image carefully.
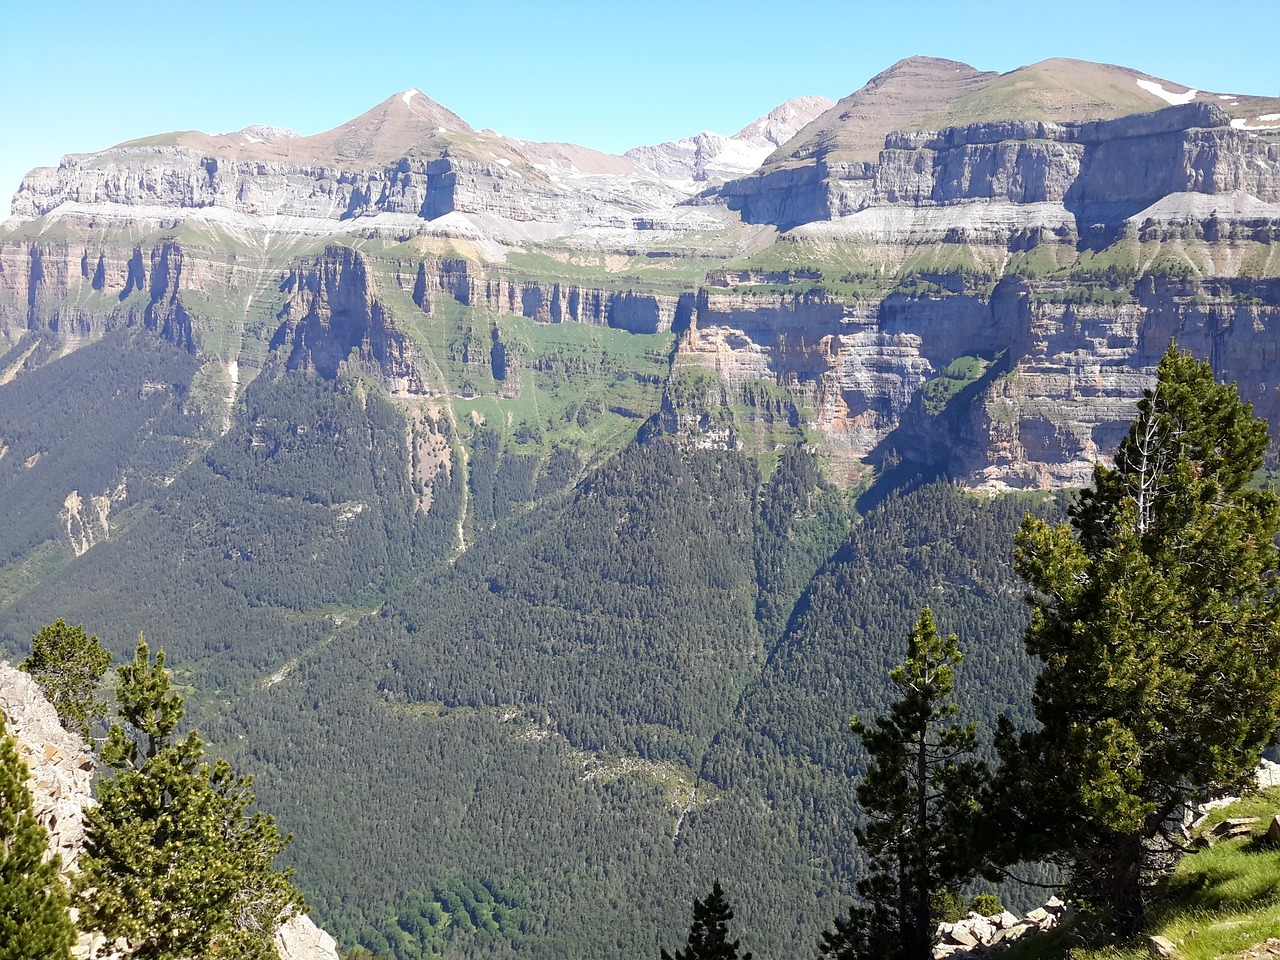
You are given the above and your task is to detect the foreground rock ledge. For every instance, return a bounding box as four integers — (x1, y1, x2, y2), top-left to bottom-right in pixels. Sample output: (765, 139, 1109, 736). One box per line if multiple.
(0, 659, 339, 960)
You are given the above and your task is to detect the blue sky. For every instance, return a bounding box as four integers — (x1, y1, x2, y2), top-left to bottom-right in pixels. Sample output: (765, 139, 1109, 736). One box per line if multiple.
(2, 0, 1278, 215)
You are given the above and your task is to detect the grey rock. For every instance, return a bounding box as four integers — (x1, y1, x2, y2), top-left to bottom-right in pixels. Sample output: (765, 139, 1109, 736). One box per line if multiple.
(0, 659, 94, 872)
(1212, 816, 1259, 840)
(274, 914, 340, 960)
(1256, 758, 1280, 789)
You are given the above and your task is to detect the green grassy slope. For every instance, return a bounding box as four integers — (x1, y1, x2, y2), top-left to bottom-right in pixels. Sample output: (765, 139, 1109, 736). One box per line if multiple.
(1006, 788, 1280, 960)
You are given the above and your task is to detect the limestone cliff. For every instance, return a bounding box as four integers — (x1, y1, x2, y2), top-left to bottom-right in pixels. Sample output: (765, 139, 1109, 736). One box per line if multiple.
(4, 56, 1280, 490)
(0, 660, 339, 960)
(726, 103, 1280, 237)
(8, 87, 824, 242)
(272, 246, 422, 390)
(722, 57, 1280, 232)
(676, 274, 1280, 486)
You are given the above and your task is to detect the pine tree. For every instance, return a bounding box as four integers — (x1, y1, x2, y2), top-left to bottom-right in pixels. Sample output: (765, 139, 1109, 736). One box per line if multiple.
(19, 619, 111, 741)
(821, 608, 985, 960)
(992, 343, 1280, 936)
(0, 714, 76, 960)
(74, 636, 305, 960)
(662, 881, 752, 960)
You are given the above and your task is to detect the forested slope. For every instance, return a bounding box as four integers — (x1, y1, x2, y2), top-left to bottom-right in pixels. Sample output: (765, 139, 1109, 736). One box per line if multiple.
(0, 332, 1061, 958)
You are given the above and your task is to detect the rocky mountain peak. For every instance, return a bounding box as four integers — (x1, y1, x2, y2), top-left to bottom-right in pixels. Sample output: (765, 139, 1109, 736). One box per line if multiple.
(303, 88, 473, 163)
(864, 55, 991, 89)
(731, 95, 836, 148)
(238, 123, 300, 143)
(756, 56, 996, 168)
(624, 95, 833, 185)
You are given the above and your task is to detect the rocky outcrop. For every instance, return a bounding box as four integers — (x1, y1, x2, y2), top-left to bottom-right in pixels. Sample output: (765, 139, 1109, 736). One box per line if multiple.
(275, 915, 340, 960)
(0, 659, 339, 960)
(677, 274, 1280, 486)
(933, 899, 1070, 959)
(272, 246, 422, 390)
(61, 483, 128, 557)
(0, 660, 95, 873)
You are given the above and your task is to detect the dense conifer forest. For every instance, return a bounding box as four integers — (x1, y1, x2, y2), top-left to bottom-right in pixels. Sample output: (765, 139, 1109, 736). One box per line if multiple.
(0, 331, 1067, 958)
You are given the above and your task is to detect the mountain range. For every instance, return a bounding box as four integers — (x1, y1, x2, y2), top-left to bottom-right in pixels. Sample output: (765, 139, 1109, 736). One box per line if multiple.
(1, 54, 1279, 959)
(5, 55, 1280, 487)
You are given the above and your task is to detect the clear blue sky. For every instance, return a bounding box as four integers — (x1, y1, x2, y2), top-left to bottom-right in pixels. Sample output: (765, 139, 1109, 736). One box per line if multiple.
(2, 0, 1277, 216)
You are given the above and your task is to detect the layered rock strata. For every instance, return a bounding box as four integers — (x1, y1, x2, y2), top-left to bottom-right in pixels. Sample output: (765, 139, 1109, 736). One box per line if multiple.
(677, 275, 1280, 486)
(725, 103, 1280, 235)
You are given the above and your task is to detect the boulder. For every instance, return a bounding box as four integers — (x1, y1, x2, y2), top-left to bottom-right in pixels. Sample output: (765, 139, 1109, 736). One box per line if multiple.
(1148, 934, 1178, 958)
(1266, 814, 1280, 846)
(991, 923, 1035, 945)
(995, 910, 1022, 929)
(943, 926, 980, 948)
(275, 915, 340, 960)
(1213, 817, 1260, 841)
(1257, 758, 1280, 789)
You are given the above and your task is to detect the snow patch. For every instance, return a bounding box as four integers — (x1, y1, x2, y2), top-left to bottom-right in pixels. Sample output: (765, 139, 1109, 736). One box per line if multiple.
(1219, 95, 1238, 100)
(402, 89, 418, 107)
(1232, 117, 1280, 130)
(243, 135, 262, 144)
(1136, 78, 1198, 105)
(437, 126, 446, 134)
(1261, 113, 1280, 121)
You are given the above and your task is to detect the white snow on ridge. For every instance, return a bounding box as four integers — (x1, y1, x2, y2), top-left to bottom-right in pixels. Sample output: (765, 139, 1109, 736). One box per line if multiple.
(1136, 78, 1198, 105)
(1231, 117, 1280, 130)
(402, 89, 418, 107)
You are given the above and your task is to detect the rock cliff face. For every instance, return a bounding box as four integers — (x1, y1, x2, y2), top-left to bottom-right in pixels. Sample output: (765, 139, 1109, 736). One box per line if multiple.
(9, 88, 812, 239)
(722, 56, 1280, 230)
(0, 231, 284, 369)
(0, 660, 339, 960)
(676, 275, 1280, 485)
(725, 102, 1280, 234)
(4, 56, 1280, 489)
(465, 274, 694, 334)
(273, 246, 421, 389)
